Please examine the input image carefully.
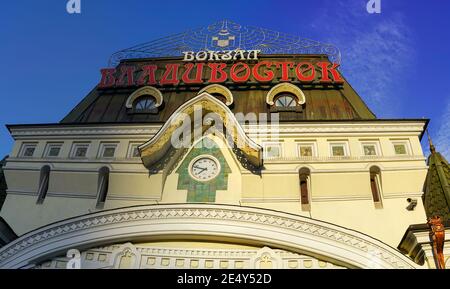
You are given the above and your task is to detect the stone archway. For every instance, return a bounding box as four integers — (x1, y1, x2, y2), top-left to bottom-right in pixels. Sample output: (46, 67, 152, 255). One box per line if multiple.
(0, 204, 419, 269)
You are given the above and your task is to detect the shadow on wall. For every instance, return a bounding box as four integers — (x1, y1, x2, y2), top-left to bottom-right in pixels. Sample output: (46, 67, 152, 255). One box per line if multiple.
(0, 156, 7, 211)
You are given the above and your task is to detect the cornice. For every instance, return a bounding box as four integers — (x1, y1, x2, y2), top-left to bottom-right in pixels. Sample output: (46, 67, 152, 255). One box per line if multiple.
(7, 121, 426, 139)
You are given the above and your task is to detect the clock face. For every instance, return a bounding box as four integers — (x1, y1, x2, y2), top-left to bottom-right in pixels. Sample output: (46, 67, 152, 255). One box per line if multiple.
(190, 156, 220, 181)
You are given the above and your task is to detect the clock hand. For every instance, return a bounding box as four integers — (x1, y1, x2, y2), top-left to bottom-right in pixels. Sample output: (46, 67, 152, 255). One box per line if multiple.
(194, 166, 207, 173)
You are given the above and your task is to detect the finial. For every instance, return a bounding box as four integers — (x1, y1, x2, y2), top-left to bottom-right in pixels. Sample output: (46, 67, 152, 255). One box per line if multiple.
(426, 129, 436, 153)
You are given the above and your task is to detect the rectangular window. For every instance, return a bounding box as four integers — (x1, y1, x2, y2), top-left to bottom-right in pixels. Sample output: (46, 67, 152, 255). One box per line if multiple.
(96, 167, 110, 209)
(71, 143, 90, 159)
(361, 142, 380, 156)
(99, 143, 118, 159)
(44, 143, 63, 158)
(128, 143, 141, 159)
(20, 143, 37, 158)
(299, 168, 311, 211)
(300, 179, 309, 204)
(330, 143, 348, 157)
(370, 175, 380, 202)
(264, 143, 282, 159)
(393, 142, 409, 155)
(37, 166, 51, 204)
(298, 144, 315, 157)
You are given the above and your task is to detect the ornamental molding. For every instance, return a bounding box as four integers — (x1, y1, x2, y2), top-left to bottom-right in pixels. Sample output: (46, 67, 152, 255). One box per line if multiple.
(125, 86, 164, 109)
(266, 83, 306, 106)
(9, 122, 425, 140)
(0, 204, 418, 269)
(34, 243, 345, 269)
(9, 126, 161, 139)
(198, 84, 234, 106)
(139, 92, 263, 168)
(248, 124, 427, 136)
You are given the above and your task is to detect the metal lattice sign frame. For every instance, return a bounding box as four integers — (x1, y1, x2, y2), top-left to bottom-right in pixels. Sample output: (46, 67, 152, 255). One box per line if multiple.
(108, 20, 341, 66)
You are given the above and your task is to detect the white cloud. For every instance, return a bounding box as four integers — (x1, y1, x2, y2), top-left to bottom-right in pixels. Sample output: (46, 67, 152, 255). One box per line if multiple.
(311, 4, 414, 117)
(434, 99, 450, 159)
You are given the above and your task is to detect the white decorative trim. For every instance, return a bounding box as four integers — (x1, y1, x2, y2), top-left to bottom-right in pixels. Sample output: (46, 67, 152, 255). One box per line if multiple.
(255, 166, 428, 175)
(311, 195, 373, 202)
(139, 92, 263, 167)
(266, 83, 306, 106)
(9, 126, 161, 139)
(250, 247, 282, 269)
(110, 243, 142, 269)
(107, 195, 160, 201)
(33, 243, 346, 269)
(247, 122, 426, 135)
(241, 197, 301, 203)
(125, 86, 163, 109)
(382, 192, 424, 199)
(6, 190, 96, 199)
(0, 204, 419, 269)
(8, 122, 426, 140)
(263, 155, 427, 164)
(198, 84, 234, 106)
(5, 158, 146, 166)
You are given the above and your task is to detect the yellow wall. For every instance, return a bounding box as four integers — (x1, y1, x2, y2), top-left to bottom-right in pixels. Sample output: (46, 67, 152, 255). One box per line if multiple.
(1, 123, 429, 248)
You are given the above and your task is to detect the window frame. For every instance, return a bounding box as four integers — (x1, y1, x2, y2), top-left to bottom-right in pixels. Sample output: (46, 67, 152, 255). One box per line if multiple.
(360, 141, 381, 157)
(131, 95, 159, 114)
(128, 143, 142, 159)
(44, 143, 63, 158)
(299, 168, 311, 211)
(297, 142, 317, 158)
(70, 143, 90, 159)
(329, 142, 350, 157)
(263, 142, 283, 159)
(392, 140, 411, 156)
(98, 143, 118, 159)
(36, 165, 51, 205)
(270, 93, 303, 113)
(96, 167, 110, 209)
(369, 166, 383, 209)
(19, 143, 38, 158)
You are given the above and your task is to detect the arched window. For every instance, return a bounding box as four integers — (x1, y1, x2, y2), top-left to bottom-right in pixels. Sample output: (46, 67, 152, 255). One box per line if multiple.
(133, 96, 158, 113)
(37, 165, 51, 204)
(275, 93, 298, 108)
(299, 168, 311, 211)
(96, 167, 110, 209)
(125, 86, 163, 114)
(370, 166, 382, 208)
(266, 83, 306, 113)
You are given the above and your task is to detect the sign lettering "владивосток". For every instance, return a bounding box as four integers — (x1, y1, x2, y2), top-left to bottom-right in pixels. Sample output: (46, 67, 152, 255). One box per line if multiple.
(99, 50, 344, 88)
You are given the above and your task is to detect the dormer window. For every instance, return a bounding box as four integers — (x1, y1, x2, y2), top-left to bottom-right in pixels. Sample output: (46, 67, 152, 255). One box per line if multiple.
(125, 86, 163, 114)
(275, 93, 297, 108)
(266, 83, 306, 113)
(133, 96, 158, 113)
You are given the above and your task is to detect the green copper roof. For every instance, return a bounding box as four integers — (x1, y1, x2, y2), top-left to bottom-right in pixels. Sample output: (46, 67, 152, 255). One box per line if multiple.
(423, 144, 450, 221)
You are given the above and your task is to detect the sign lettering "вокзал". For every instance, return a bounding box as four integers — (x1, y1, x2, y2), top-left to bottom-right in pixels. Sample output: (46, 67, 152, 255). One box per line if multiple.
(98, 50, 344, 88)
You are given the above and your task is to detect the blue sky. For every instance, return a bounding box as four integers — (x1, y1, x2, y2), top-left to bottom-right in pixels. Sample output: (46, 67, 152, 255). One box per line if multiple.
(0, 0, 449, 158)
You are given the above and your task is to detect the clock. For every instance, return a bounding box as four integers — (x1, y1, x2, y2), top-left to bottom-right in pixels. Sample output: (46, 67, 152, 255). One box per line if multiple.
(189, 155, 221, 182)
